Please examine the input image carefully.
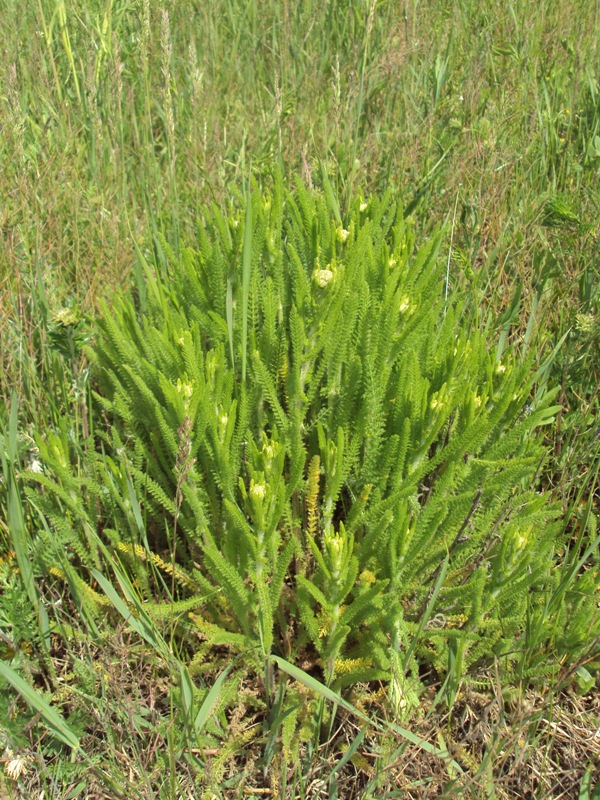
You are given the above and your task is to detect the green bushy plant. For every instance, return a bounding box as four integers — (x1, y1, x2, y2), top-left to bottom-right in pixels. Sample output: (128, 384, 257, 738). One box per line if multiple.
(29, 174, 568, 696)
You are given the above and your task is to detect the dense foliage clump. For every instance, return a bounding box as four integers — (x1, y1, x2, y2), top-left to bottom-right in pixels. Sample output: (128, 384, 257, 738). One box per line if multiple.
(27, 176, 577, 703)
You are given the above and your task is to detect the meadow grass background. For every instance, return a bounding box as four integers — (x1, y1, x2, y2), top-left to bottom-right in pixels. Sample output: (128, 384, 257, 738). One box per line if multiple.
(1, 0, 599, 797)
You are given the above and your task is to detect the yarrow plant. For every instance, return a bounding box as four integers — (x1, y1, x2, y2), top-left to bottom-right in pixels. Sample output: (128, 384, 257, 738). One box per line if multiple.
(29, 174, 570, 700)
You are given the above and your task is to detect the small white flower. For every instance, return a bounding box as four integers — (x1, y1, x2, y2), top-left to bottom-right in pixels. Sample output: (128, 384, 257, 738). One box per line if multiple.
(496, 362, 507, 374)
(430, 389, 447, 411)
(337, 227, 349, 244)
(29, 459, 43, 474)
(314, 269, 334, 288)
(398, 295, 411, 313)
(176, 379, 194, 399)
(250, 481, 266, 501)
(53, 307, 78, 326)
(360, 201, 368, 212)
(575, 312, 596, 334)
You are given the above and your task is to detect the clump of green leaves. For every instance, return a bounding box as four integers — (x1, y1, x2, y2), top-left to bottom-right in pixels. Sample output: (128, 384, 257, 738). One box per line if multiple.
(34, 175, 573, 695)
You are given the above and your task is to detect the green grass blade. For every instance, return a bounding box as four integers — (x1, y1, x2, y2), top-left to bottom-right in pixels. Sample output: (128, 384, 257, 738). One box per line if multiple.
(91, 568, 172, 662)
(8, 392, 18, 461)
(320, 161, 342, 224)
(402, 555, 449, 670)
(29, 497, 101, 639)
(180, 663, 195, 728)
(241, 190, 252, 382)
(270, 655, 462, 770)
(533, 330, 569, 389)
(578, 765, 600, 800)
(4, 395, 50, 648)
(193, 661, 236, 734)
(124, 471, 153, 555)
(0, 659, 126, 797)
(226, 275, 235, 370)
(0, 660, 80, 750)
(271, 653, 374, 725)
(330, 727, 366, 777)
